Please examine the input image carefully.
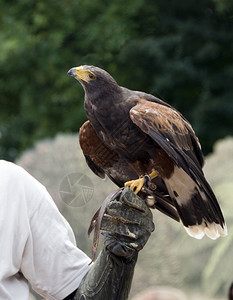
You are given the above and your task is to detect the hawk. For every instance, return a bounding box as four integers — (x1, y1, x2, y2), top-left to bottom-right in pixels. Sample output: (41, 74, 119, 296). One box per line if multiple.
(68, 65, 227, 240)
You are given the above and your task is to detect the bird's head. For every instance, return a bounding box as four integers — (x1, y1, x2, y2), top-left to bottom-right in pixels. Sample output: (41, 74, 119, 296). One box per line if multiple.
(67, 65, 97, 83)
(67, 65, 121, 98)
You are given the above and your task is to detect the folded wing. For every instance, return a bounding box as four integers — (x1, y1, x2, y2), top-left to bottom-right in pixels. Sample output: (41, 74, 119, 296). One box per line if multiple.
(130, 99, 227, 239)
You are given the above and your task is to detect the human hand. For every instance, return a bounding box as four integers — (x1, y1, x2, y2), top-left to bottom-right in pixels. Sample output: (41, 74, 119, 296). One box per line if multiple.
(100, 187, 154, 261)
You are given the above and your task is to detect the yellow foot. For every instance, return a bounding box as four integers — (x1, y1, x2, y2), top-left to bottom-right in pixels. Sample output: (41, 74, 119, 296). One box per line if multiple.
(124, 171, 158, 194)
(124, 177, 145, 194)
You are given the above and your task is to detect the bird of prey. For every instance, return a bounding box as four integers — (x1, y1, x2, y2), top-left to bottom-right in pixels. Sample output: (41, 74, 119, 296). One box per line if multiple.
(67, 65, 227, 240)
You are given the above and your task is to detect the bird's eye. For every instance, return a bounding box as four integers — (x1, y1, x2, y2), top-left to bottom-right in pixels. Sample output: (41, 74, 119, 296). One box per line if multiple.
(89, 73, 96, 80)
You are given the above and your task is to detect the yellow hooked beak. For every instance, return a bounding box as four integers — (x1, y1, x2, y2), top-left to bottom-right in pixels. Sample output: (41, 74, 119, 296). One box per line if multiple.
(67, 66, 95, 82)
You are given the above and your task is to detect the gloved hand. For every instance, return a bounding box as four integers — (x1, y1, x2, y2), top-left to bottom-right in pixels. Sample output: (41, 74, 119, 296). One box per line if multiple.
(100, 187, 154, 261)
(71, 187, 154, 300)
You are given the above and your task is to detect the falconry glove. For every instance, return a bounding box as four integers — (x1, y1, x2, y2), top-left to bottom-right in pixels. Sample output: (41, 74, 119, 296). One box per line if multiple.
(101, 187, 154, 260)
(72, 188, 154, 300)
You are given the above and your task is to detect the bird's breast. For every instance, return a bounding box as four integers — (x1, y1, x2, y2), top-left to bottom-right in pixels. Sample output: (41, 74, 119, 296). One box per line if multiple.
(85, 98, 159, 163)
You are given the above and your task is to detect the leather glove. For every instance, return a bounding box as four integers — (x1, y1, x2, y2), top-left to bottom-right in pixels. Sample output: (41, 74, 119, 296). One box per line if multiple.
(70, 187, 154, 300)
(101, 187, 154, 261)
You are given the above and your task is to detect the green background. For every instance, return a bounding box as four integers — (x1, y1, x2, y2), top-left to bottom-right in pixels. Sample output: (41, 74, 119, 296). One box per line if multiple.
(1, 0, 233, 160)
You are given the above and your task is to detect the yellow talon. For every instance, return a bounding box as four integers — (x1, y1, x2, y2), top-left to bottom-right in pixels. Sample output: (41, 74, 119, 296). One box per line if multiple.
(124, 177, 145, 194)
(124, 170, 158, 194)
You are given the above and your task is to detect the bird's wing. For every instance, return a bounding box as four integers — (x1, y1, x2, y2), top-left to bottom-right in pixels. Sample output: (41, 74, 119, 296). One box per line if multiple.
(130, 99, 204, 180)
(133, 92, 205, 168)
(129, 100, 225, 228)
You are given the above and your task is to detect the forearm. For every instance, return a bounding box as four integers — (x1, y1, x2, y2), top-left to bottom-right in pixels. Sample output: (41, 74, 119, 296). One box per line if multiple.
(74, 247, 137, 300)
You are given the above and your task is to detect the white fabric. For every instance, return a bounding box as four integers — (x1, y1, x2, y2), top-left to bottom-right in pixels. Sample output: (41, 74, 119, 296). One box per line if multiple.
(0, 160, 92, 300)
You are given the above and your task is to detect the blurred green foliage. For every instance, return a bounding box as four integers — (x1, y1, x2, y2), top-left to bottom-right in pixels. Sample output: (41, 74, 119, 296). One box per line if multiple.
(0, 0, 233, 161)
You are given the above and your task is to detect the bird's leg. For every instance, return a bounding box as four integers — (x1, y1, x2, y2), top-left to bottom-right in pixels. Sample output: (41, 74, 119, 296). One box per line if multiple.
(147, 170, 158, 180)
(124, 170, 158, 194)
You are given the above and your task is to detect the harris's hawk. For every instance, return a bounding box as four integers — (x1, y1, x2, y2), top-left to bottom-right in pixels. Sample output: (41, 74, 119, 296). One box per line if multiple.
(68, 65, 227, 240)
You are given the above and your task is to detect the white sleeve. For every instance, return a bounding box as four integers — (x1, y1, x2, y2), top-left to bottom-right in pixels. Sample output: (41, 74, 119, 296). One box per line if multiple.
(0, 160, 92, 300)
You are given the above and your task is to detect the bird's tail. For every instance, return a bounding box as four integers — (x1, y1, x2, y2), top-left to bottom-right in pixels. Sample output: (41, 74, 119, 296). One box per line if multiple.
(164, 166, 227, 240)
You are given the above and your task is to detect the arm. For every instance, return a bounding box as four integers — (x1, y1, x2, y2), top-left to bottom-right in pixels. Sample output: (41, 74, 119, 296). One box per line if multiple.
(71, 187, 154, 300)
(0, 161, 92, 300)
